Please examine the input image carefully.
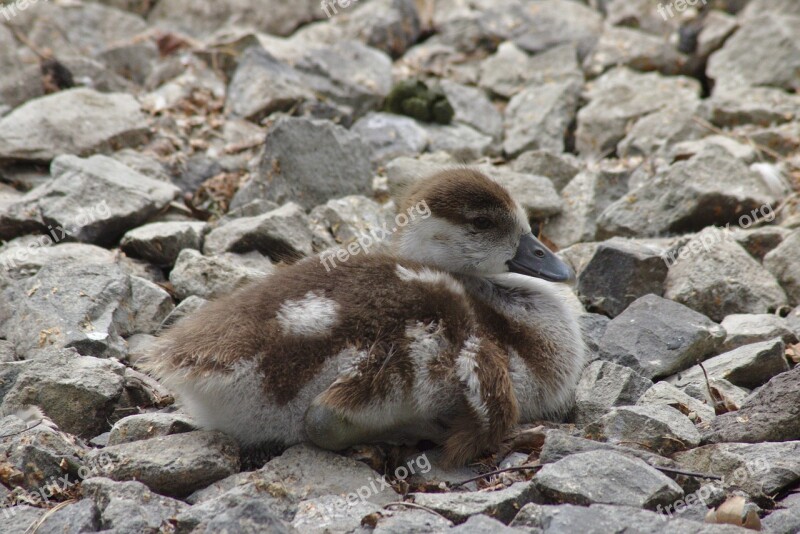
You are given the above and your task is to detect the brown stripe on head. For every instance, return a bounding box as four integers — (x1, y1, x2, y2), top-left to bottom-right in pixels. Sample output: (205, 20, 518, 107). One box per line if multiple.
(399, 168, 516, 226)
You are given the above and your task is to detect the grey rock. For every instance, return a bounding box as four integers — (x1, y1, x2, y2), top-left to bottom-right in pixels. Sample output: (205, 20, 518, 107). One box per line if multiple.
(0, 348, 125, 437)
(617, 99, 706, 158)
(159, 295, 208, 330)
(475, 166, 562, 220)
(583, 25, 687, 78)
(763, 504, 800, 534)
(1, 506, 46, 534)
(81, 476, 189, 532)
(33, 499, 101, 532)
(511, 150, 581, 193)
(680, 377, 751, 412)
(232, 117, 373, 211)
(605, 0, 680, 36)
(720, 314, 797, 352)
(175, 491, 297, 533)
(742, 0, 800, 19)
(707, 13, 800, 94)
(440, 80, 503, 140)
(450, 514, 520, 533)
(226, 46, 314, 122)
(576, 67, 700, 158)
(0, 242, 116, 290)
(372, 509, 454, 533)
(294, 40, 392, 119)
(572, 360, 653, 425)
(539, 429, 677, 470)
(764, 229, 800, 306)
(597, 294, 726, 379)
(121, 221, 207, 267)
(578, 312, 610, 358)
(666, 338, 789, 391)
(510, 502, 748, 533)
(148, 0, 321, 37)
(584, 405, 702, 455)
(0, 154, 180, 246)
(663, 229, 788, 321)
(351, 112, 428, 166)
(577, 240, 669, 316)
(704, 366, 800, 444)
(0, 88, 149, 163)
(129, 276, 175, 335)
(0, 412, 88, 492)
(204, 203, 313, 260)
(108, 412, 196, 446)
(673, 442, 800, 507)
(695, 10, 739, 62)
(546, 167, 630, 248)
(291, 494, 382, 534)
(503, 80, 580, 156)
(309, 195, 395, 250)
(409, 481, 538, 524)
(729, 226, 791, 261)
(479, 42, 583, 99)
(169, 249, 269, 300)
(788, 305, 800, 337)
(509, 0, 603, 59)
(89, 430, 240, 497)
(599, 147, 777, 239)
(424, 122, 494, 161)
(637, 382, 717, 425)
(668, 135, 758, 165)
(707, 87, 800, 128)
(533, 450, 683, 510)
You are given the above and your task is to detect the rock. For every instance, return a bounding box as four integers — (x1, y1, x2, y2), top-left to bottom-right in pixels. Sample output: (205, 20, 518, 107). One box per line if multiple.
(351, 112, 428, 166)
(148, 0, 321, 37)
(474, 166, 562, 220)
(450, 514, 519, 533)
(533, 450, 683, 510)
(583, 25, 687, 78)
(707, 87, 800, 128)
(169, 249, 269, 300)
(81, 477, 189, 532)
(667, 135, 758, 165)
(0, 412, 88, 492)
(666, 338, 789, 391)
(575, 67, 700, 158)
(372, 508, 454, 533)
(578, 313, 610, 359)
(604, 0, 679, 36)
(584, 405, 702, 455)
(663, 229, 788, 321)
(320, 0, 421, 58)
(673, 442, 800, 507)
(510, 149, 581, 193)
(546, 166, 630, 248)
(510, 502, 747, 533)
(204, 203, 313, 260)
(121, 221, 207, 267)
(539, 429, 677, 470)
(572, 360, 653, 425)
(576, 240, 669, 316)
(509, 0, 603, 59)
(129, 276, 175, 335)
(1, 506, 47, 534)
(176, 494, 297, 533)
(707, 13, 800, 94)
(309, 195, 395, 249)
(695, 10, 739, 62)
(680, 377, 751, 412)
(479, 42, 583, 99)
(0, 154, 180, 246)
(503, 80, 580, 156)
(423, 122, 494, 161)
(225, 46, 314, 122)
(108, 412, 196, 446)
(159, 295, 208, 330)
(719, 314, 797, 352)
(409, 481, 538, 524)
(2, 262, 134, 359)
(0, 242, 116, 290)
(0, 88, 149, 163)
(617, 99, 705, 158)
(291, 494, 382, 533)
(30, 499, 101, 532)
(637, 382, 716, 425)
(763, 229, 800, 306)
(704, 366, 800, 444)
(89, 431, 240, 497)
(439, 80, 503, 140)
(729, 226, 791, 261)
(763, 501, 800, 534)
(0, 348, 125, 437)
(232, 117, 373, 211)
(598, 146, 778, 239)
(597, 294, 726, 379)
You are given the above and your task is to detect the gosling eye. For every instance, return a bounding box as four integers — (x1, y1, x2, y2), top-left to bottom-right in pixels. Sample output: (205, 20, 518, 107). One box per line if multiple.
(471, 216, 494, 230)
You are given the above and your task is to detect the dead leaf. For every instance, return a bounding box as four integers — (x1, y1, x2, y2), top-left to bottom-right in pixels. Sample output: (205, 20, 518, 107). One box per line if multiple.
(705, 495, 761, 531)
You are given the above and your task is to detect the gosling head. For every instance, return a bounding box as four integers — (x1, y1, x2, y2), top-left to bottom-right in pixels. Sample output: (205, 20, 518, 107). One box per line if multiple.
(393, 168, 574, 283)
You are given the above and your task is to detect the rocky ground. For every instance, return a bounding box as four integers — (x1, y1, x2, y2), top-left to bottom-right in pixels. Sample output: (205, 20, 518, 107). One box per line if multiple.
(0, 0, 799, 532)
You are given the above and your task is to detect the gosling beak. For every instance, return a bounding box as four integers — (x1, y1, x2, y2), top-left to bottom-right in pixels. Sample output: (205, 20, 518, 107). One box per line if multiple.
(507, 233, 575, 283)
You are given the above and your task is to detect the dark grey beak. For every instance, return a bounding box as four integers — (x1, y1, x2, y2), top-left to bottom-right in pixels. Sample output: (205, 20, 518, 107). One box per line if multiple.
(507, 233, 575, 283)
